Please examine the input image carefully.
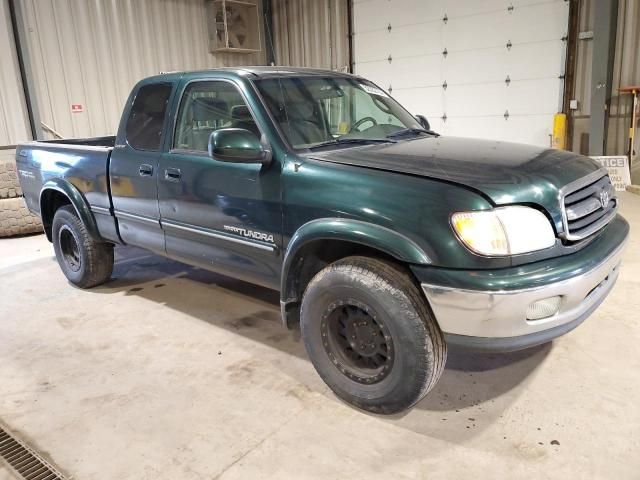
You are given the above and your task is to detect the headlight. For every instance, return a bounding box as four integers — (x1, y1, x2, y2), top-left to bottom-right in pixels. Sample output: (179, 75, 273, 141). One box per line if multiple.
(451, 206, 555, 256)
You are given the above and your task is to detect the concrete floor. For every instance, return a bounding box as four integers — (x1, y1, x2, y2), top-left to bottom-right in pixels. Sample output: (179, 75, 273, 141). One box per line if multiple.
(1, 194, 639, 480)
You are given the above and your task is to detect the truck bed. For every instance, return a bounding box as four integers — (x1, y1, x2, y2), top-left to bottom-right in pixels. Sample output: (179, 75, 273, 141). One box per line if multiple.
(15, 136, 117, 240)
(34, 135, 116, 148)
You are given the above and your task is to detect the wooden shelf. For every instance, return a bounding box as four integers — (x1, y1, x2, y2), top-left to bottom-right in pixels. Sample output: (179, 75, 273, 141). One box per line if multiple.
(619, 86, 640, 94)
(215, 47, 261, 53)
(213, 0, 258, 6)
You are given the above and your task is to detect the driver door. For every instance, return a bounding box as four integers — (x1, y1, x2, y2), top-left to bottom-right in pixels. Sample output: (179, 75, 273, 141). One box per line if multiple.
(157, 78, 282, 289)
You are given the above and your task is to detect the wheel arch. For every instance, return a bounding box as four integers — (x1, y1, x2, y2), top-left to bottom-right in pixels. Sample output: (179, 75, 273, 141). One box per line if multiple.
(39, 179, 101, 242)
(280, 218, 431, 328)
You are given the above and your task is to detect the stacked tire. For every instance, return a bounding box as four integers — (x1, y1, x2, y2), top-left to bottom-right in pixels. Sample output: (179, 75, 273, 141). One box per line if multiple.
(0, 152, 42, 238)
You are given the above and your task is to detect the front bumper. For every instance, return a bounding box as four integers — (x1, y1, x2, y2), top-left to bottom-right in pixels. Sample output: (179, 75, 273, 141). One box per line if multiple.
(417, 216, 629, 352)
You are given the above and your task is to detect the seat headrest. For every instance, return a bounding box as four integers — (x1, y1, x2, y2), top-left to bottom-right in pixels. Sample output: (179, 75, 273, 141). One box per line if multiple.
(230, 104, 251, 120)
(289, 102, 316, 121)
(192, 98, 228, 122)
(141, 91, 168, 116)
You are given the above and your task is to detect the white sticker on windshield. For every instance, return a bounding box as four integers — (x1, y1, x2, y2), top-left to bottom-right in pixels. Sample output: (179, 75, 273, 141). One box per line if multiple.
(360, 83, 389, 97)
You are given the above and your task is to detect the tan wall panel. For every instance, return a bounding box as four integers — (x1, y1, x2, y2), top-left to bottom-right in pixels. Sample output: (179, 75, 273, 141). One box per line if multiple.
(0, 0, 31, 145)
(272, 0, 349, 71)
(571, 0, 640, 156)
(608, 0, 640, 156)
(20, 0, 266, 139)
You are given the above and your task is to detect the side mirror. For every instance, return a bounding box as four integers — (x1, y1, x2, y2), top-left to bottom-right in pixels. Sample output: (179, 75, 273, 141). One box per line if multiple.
(208, 128, 271, 165)
(415, 114, 430, 131)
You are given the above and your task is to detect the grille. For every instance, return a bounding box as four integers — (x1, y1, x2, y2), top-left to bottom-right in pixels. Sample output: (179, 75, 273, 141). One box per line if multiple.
(0, 426, 66, 480)
(561, 171, 617, 241)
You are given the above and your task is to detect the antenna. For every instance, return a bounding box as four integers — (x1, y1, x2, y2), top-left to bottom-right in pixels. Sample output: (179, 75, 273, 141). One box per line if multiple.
(263, 5, 276, 66)
(263, 5, 293, 144)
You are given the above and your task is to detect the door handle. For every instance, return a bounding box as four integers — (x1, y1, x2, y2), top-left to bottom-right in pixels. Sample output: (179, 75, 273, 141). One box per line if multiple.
(164, 168, 182, 182)
(139, 164, 153, 176)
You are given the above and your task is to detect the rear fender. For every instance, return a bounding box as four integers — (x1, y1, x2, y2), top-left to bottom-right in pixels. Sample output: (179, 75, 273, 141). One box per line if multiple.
(39, 178, 101, 242)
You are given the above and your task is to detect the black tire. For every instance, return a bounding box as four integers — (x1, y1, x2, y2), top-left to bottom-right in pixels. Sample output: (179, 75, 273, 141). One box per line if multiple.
(0, 156, 22, 199)
(52, 205, 114, 288)
(0, 197, 42, 237)
(300, 256, 447, 414)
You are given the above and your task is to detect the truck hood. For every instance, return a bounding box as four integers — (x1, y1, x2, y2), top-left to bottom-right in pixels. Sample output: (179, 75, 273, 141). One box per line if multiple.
(308, 136, 602, 226)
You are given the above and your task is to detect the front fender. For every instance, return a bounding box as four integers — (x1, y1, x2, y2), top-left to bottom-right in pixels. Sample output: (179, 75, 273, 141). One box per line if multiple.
(281, 218, 431, 298)
(40, 178, 101, 241)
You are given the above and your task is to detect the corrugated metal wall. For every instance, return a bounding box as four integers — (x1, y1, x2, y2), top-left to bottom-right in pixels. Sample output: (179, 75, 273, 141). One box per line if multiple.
(608, 0, 640, 156)
(271, 0, 349, 71)
(571, 0, 640, 155)
(567, 0, 592, 154)
(0, 0, 31, 145)
(19, 0, 266, 140)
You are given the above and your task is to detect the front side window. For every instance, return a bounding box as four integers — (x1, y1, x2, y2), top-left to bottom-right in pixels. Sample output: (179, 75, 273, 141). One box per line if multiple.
(254, 76, 423, 149)
(125, 83, 172, 151)
(173, 81, 260, 152)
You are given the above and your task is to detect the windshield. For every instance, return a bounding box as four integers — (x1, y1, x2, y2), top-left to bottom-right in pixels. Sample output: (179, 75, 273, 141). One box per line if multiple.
(254, 76, 424, 150)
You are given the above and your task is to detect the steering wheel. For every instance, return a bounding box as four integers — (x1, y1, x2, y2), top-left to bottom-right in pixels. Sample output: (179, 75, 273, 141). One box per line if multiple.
(349, 116, 378, 133)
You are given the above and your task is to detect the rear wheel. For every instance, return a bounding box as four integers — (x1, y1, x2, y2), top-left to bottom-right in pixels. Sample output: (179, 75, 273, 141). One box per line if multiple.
(52, 205, 113, 288)
(300, 256, 447, 414)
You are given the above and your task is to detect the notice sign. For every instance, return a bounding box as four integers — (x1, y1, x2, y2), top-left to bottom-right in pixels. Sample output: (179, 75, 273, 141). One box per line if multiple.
(591, 156, 631, 192)
(71, 104, 83, 113)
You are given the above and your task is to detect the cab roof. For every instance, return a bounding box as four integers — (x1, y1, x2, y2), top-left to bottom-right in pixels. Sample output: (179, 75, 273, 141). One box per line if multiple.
(143, 66, 357, 83)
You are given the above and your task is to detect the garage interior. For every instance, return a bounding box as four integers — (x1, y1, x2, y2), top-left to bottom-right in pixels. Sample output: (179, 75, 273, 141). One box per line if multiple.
(1, 0, 639, 479)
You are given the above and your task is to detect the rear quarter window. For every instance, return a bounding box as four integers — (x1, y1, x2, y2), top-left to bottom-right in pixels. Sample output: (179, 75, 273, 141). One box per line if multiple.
(125, 83, 172, 151)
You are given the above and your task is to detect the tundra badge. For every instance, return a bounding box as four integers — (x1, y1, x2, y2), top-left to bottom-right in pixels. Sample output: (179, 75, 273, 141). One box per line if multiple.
(224, 225, 274, 243)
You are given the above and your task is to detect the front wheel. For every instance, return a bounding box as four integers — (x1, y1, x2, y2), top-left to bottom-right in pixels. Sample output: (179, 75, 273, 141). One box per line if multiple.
(300, 256, 447, 414)
(52, 205, 114, 288)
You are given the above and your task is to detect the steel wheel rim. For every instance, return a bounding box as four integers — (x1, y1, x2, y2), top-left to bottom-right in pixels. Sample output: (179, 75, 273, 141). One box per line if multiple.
(59, 226, 81, 272)
(321, 299, 394, 384)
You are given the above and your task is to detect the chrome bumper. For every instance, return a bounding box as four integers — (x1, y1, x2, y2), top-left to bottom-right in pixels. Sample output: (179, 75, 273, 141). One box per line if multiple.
(421, 241, 626, 340)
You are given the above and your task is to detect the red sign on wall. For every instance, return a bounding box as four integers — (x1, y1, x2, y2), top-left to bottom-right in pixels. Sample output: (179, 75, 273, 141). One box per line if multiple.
(71, 104, 83, 113)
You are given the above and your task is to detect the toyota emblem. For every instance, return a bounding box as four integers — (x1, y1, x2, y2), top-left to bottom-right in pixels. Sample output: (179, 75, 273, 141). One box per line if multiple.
(599, 189, 610, 208)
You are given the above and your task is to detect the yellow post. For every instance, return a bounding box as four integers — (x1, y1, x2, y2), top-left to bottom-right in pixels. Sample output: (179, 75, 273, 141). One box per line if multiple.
(552, 113, 567, 150)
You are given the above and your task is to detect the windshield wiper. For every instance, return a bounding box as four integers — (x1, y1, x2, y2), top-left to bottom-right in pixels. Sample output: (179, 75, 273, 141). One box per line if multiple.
(386, 127, 438, 139)
(308, 138, 397, 150)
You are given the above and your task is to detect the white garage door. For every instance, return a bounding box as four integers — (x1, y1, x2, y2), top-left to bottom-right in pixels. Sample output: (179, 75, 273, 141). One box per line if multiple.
(353, 0, 569, 147)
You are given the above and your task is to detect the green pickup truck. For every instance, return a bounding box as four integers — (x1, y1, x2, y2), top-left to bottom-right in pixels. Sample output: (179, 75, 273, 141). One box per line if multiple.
(16, 67, 628, 414)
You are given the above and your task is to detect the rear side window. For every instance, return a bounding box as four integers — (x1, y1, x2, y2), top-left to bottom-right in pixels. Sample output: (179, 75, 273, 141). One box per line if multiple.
(125, 83, 172, 151)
